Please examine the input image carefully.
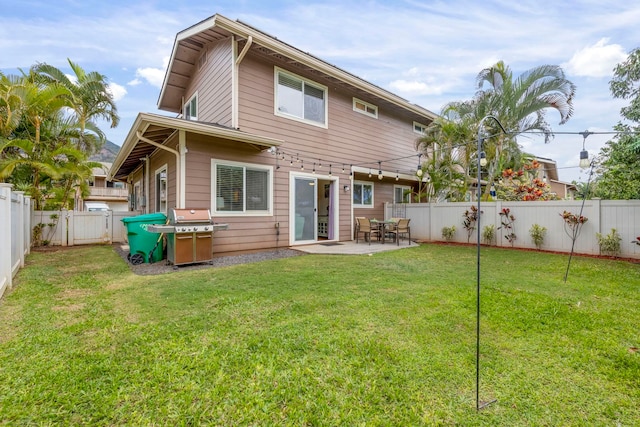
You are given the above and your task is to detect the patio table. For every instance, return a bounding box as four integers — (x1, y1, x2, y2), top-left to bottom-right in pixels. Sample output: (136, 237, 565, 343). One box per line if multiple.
(370, 219, 398, 244)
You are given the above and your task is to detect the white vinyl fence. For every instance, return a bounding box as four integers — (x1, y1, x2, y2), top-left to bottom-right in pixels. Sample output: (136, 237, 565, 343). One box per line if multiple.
(0, 184, 31, 299)
(31, 210, 131, 247)
(386, 199, 640, 259)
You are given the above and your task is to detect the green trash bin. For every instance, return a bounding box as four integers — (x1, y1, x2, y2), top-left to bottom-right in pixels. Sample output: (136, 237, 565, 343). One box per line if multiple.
(121, 213, 167, 264)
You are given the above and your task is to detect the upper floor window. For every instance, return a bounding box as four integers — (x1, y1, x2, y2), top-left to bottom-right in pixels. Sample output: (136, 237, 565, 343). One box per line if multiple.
(353, 181, 374, 208)
(275, 68, 327, 127)
(413, 121, 428, 135)
(353, 98, 378, 118)
(212, 160, 273, 216)
(197, 51, 207, 70)
(184, 93, 197, 121)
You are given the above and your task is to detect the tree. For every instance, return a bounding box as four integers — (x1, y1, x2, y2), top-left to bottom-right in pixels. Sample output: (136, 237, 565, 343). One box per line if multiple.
(443, 61, 576, 198)
(593, 48, 640, 199)
(32, 59, 119, 155)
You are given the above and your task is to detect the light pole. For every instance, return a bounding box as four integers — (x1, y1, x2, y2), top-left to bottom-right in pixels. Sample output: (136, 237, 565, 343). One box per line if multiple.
(475, 115, 506, 411)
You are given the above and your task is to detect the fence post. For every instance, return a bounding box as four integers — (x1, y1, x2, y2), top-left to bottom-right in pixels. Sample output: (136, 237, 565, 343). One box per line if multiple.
(14, 192, 25, 268)
(0, 184, 13, 295)
(23, 196, 31, 254)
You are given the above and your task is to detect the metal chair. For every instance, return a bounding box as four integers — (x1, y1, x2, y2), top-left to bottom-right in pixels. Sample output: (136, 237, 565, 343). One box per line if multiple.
(356, 217, 380, 244)
(389, 218, 411, 245)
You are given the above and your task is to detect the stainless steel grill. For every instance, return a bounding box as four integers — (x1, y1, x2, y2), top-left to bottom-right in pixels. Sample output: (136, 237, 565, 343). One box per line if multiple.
(148, 208, 228, 267)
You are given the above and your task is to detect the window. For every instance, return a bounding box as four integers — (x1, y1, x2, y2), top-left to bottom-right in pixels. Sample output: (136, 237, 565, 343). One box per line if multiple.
(184, 93, 197, 121)
(197, 51, 207, 70)
(275, 68, 327, 126)
(413, 121, 428, 135)
(213, 160, 272, 215)
(394, 185, 411, 203)
(353, 182, 374, 207)
(353, 98, 378, 118)
(155, 166, 168, 214)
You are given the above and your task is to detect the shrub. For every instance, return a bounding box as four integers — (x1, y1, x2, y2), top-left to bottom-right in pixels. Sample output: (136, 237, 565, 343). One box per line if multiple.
(529, 224, 547, 249)
(462, 205, 482, 243)
(482, 225, 495, 245)
(498, 207, 516, 246)
(596, 228, 621, 257)
(441, 226, 456, 242)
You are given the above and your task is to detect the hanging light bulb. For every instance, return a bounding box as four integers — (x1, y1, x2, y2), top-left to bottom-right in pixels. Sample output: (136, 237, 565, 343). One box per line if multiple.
(329, 164, 332, 176)
(378, 161, 383, 180)
(342, 164, 345, 174)
(579, 130, 593, 169)
(318, 160, 322, 169)
(480, 151, 487, 167)
(395, 170, 399, 181)
(300, 160, 304, 171)
(579, 149, 590, 169)
(349, 165, 353, 177)
(368, 168, 372, 178)
(313, 162, 316, 174)
(290, 156, 294, 167)
(416, 153, 423, 177)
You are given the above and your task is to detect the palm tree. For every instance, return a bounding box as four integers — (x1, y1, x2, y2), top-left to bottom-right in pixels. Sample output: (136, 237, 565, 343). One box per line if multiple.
(416, 116, 471, 202)
(444, 61, 576, 198)
(32, 59, 119, 155)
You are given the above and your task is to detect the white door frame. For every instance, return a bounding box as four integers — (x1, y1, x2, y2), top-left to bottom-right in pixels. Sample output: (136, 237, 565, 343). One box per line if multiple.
(289, 172, 340, 245)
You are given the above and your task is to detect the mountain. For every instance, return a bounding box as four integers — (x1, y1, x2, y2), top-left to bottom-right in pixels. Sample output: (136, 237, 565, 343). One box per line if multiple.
(90, 140, 121, 162)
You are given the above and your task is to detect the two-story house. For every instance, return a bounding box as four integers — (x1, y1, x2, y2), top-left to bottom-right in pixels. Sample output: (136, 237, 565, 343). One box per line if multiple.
(108, 14, 437, 254)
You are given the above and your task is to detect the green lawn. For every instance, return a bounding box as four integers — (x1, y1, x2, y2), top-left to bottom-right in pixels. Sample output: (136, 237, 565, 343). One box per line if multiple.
(0, 244, 638, 425)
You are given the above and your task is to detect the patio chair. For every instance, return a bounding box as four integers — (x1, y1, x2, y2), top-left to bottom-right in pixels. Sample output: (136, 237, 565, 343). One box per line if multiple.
(356, 217, 380, 245)
(354, 217, 366, 239)
(388, 218, 411, 245)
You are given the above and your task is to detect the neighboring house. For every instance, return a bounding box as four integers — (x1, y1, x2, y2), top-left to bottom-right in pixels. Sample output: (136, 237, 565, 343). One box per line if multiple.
(77, 162, 129, 211)
(534, 157, 578, 200)
(108, 13, 437, 254)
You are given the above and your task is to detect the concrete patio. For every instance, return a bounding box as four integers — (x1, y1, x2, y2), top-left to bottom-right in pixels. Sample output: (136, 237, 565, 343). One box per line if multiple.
(293, 240, 419, 255)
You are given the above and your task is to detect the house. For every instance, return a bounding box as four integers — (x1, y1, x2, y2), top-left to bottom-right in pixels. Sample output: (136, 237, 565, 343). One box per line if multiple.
(534, 157, 578, 200)
(108, 14, 437, 254)
(77, 162, 129, 211)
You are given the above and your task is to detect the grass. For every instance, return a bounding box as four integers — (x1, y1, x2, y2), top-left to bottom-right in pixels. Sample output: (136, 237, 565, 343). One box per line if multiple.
(0, 244, 638, 426)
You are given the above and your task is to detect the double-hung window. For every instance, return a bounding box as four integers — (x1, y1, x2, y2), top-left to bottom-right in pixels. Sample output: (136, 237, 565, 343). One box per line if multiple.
(213, 160, 272, 215)
(353, 181, 374, 208)
(394, 185, 411, 203)
(275, 68, 327, 127)
(184, 93, 197, 121)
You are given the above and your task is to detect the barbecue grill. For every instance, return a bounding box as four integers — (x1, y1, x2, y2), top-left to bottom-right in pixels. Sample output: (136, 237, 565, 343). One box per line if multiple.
(148, 208, 228, 267)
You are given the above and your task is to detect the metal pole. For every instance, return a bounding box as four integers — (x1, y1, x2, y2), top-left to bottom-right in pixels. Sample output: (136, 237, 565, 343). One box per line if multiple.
(475, 115, 505, 411)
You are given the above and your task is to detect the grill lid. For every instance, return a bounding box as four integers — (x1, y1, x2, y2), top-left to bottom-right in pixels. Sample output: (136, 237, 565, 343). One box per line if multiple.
(171, 208, 212, 224)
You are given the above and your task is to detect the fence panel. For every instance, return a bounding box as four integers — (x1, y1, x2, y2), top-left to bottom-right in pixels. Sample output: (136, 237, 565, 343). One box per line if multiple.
(387, 200, 640, 259)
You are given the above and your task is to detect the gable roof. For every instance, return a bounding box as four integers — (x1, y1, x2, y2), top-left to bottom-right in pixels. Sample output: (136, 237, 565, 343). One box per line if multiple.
(158, 14, 438, 121)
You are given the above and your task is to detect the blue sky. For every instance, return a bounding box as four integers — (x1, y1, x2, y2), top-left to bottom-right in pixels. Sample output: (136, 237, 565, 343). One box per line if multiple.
(2, 0, 638, 182)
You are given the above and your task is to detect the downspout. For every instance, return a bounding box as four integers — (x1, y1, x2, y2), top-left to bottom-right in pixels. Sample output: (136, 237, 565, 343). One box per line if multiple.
(136, 131, 184, 209)
(232, 35, 252, 129)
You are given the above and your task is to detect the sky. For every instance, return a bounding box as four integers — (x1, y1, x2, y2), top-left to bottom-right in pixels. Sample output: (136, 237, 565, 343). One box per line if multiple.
(1, 0, 639, 183)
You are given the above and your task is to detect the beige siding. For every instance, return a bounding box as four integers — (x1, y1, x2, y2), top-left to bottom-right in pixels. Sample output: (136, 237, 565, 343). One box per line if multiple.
(185, 39, 233, 126)
(237, 53, 428, 178)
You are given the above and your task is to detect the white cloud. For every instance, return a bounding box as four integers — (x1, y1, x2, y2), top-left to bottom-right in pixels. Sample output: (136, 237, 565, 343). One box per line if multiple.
(563, 38, 628, 78)
(135, 67, 165, 88)
(390, 79, 446, 96)
(107, 82, 127, 101)
(127, 78, 142, 86)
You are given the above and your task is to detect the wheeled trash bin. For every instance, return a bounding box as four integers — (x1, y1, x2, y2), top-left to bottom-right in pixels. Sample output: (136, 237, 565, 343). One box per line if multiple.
(121, 213, 167, 264)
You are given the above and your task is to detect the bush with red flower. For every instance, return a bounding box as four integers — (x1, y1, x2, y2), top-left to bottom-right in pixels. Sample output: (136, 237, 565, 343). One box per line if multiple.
(495, 160, 558, 201)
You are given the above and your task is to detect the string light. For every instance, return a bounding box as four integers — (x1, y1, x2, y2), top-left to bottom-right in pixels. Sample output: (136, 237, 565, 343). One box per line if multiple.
(368, 169, 372, 178)
(313, 162, 316, 174)
(329, 164, 332, 176)
(416, 154, 423, 177)
(396, 170, 399, 181)
(300, 160, 304, 171)
(378, 161, 383, 180)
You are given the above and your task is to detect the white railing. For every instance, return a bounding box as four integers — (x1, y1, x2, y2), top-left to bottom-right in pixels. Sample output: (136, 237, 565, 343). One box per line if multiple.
(1, 184, 31, 299)
(385, 200, 640, 259)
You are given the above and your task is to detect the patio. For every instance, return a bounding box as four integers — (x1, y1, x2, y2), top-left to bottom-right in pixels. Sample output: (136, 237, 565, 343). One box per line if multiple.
(294, 239, 419, 255)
